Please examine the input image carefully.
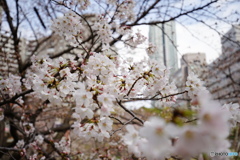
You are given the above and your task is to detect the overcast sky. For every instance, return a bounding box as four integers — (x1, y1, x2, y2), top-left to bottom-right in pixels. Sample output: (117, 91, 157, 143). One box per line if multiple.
(134, 0, 239, 64)
(176, 22, 231, 63)
(125, 22, 231, 66)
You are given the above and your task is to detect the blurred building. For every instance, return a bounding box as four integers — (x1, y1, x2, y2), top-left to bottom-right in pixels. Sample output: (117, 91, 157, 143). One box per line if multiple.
(0, 32, 19, 76)
(148, 21, 178, 74)
(203, 25, 240, 104)
(221, 25, 240, 55)
(203, 50, 240, 104)
(173, 52, 206, 89)
(181, 53, 206, 79)
(173, 25, 240, 105)
(171, 53, 206, 106)
(0, 6, 19, 76)
(0, 6, 22, 76)
(0, 13, 97, 77)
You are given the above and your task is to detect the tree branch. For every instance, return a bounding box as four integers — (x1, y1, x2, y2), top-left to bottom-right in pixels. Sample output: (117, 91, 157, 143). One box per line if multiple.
(127, 0, 218, 26)
(0, 89, 33, 107)
(116, 99, 144, 125)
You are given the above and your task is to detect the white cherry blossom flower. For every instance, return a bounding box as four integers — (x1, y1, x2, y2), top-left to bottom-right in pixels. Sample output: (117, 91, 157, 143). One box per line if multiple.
(98, 93, 114, 106)
(122, 125, 143, 157)
(222, 103, 240, 127)
(54, 137, 71, 154)
(23, 123, 35, 135)
(73, 88, 93, 107)
(98, 117, 113, 132)
(16, 140, 25, 148)
(59, 67, 71, 78)
(73, 107, 94, 120)
(35, 135, 44, 145)
(139, 117, 173, 160)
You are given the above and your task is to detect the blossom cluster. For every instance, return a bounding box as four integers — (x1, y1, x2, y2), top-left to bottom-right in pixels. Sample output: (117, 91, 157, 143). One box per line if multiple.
(24, 55, 78, 104)
(0, 48, 181, 158)
(0, 74, 23, 122)
(122, 91, 232, 160)
(1, 1, 239, 159)
(0, 74, 22, 96)
(93, 17, 113, 50)
(114, 0, 136, 22)
(54, 137, 71, 155)
(222, 103, 240, 127)
(185, 73, 207, 99)
(77, 0, 91, 10)
(50, 0, 153, 51)
(18, 49, 178, 143)
(126, 30, 147, 49)
(52, 11, 83, 47)
(15, 134, 45, 160)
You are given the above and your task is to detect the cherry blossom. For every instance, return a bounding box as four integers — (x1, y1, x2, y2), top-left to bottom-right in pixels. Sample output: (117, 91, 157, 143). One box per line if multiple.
(0, 0, 238, 159)
(52, 11, 83, 47)
(54, 137, 71, 154)
(35, 135, 44, 145)
(98, 117, 113, 132)
(16, 140, 25, 149)
(23, 122, 35, 135)
(139, 117, 174, 160)
(222, 103, 240, 127)
(186, 73, 207, 99)
(122, 125, 143, 157)
(0, 74, 22, 96)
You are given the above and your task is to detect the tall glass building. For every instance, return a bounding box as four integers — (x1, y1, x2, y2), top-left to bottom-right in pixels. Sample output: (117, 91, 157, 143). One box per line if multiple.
(148, 21, 178, 74)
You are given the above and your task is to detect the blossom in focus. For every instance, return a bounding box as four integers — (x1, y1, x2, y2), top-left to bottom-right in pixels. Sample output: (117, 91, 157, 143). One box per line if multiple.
(23, 123, 35, 135)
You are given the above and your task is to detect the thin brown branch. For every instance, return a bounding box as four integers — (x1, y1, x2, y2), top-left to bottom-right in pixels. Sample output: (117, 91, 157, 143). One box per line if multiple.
(0, 89, 33, 107)
(44, 138, 70, 159)
(185, 118, 198, 123)
(126, 77, 142, 97)
(123, 90, 188, 102)
(110, 117, 135, 136)
(116, 99, 144, 125)
(50, 46, 76, 59)
(0, 147, 20, 151)
(40, 124, 71, 135)
(131, 0, 161, 25)
(127, 0, 218, 26)
(109, 116, 124, 125)
(34, 7, 46, 29)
